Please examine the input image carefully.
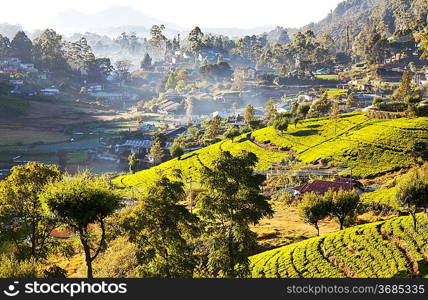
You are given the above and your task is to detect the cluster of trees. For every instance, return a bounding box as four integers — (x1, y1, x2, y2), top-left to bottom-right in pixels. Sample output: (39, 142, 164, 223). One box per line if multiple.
(1, 150, 272, 278)
(298, 189, 361, 235)
(298, 164, 428, 236)
(0, 30, 114, 81)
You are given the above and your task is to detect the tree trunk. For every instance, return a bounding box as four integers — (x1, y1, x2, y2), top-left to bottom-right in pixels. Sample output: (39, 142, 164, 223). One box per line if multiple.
(228, 234, 235, 278)
(315, 224, 320, 236)
(79, 230, 93, 278)
(412, 213, 417, 233)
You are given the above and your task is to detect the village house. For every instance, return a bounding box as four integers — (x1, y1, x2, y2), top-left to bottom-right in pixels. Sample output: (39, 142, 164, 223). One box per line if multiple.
(40, 88, 60, 96)
(115, 139, 172, 155)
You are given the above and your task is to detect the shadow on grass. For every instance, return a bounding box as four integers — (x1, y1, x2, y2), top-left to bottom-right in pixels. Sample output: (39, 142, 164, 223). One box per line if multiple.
(235, 137, 249, 143)
(179, 153, 198, 161)
(290, 129, 318, 137)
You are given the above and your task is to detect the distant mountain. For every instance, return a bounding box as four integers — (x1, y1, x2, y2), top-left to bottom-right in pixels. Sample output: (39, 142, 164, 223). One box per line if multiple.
(54, 6, 183, 33)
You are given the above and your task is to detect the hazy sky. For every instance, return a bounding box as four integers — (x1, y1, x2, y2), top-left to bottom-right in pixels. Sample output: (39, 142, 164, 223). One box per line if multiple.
(0, 0, 343, 30)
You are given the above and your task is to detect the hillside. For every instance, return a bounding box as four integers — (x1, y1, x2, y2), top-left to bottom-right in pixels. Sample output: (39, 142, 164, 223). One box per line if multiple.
(304, 0, 428, 51)
(252, 113, 428, 177)
(114, 135, 289, 188)
(114, 113, 428, 188)
(250, 214, 428, 278)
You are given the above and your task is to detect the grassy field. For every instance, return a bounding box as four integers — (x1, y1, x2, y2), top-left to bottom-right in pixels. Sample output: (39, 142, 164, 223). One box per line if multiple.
(115, 113, 428, 188)
(253, 113, 428, 177)
(0, 128, 68, 146)
(315, 75, 339, 80)
(0, 96, 29, 117)
(114, 136, 288, 188)
(250, 214, 428, 278)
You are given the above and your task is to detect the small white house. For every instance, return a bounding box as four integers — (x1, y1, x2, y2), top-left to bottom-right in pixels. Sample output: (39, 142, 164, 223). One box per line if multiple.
(40, 88, 59, 96)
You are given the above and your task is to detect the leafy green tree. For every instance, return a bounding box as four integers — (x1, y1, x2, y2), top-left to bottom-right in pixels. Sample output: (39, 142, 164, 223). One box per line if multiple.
(298, 192, 329, 236)
(203, 115, 223, 140)
(392, 72, 421, 102)
(196, 151, 273, 277)
(273, 115, 289, 133)
(165, 72, 177, 90)
(170, 141, 185, 158)
(41, 174, 122, 278)
(10, 31, 33, 62)
(0, 162, 62, 259)
(128, 153, 138, 174)
(0, 34, 11, 57)
(187, 26, 204, 54)
(372, 96, 383, 106)
(395, 166, 428, 231)
(308, 92, 331, 118)
(200, 61, 233, 80)
(297, 103, 311, 118)
(149, 25, 167, 58)
(324, 189, 360, 230)
(292, 117, 300, 128)
(0, 255, 40, 278)
(32, 29, 69, 72)
(150, 140, 166, 164)
(115, 60, 131, 82)
(415, 28, 428, 59)
(140, 52, 152, 69)
(265, 98, 277, 123)
(122, 176, 197, 277)
(244, 104, 255, 124)
(223, 126, 240, 142)
(345, 95, 355, 109)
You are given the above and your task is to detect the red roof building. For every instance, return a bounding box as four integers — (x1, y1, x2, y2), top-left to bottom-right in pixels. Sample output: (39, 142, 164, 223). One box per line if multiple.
(293, 178, 363, 195)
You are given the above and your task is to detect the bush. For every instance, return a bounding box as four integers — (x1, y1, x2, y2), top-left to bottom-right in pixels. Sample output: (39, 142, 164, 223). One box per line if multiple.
(0, 255, 40, 278)
(376, 102, 408, 112)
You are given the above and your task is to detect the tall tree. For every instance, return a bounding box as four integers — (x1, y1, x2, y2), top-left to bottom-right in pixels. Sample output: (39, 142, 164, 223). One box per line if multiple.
(265, 98, 277, 124)
(32, 29, 68, 71)
(0, 34, 11, 57)
(187, 27, 204, 54)
(196, 151, 273, 277)
(150, 140, 166, 165)
(395, 166, 428, 231)
(0, 163, 62, 259)
(308, 92, 331, 118)
(149, 25, 167, 59)
(244, 104, 255, 124)
(122, 175, 197, 277)
(324, 189, 360, 230)
(10, 31, 33, 62)
(140, 53, 152, 69)
(41, 174, 122, 278)
(298, 192, 329, 236)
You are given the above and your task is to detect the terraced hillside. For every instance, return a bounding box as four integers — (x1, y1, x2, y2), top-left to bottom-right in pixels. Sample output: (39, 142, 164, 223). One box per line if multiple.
(250, 214, 428, 278)
(114, 113, 428, 188)
(114, 136, 288, 188)
(252, 114, 428, 177)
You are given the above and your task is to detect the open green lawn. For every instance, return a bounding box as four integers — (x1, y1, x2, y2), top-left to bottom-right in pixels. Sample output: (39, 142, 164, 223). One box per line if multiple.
(315, 74, 339, 80)
(250, 214, 428, 278)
